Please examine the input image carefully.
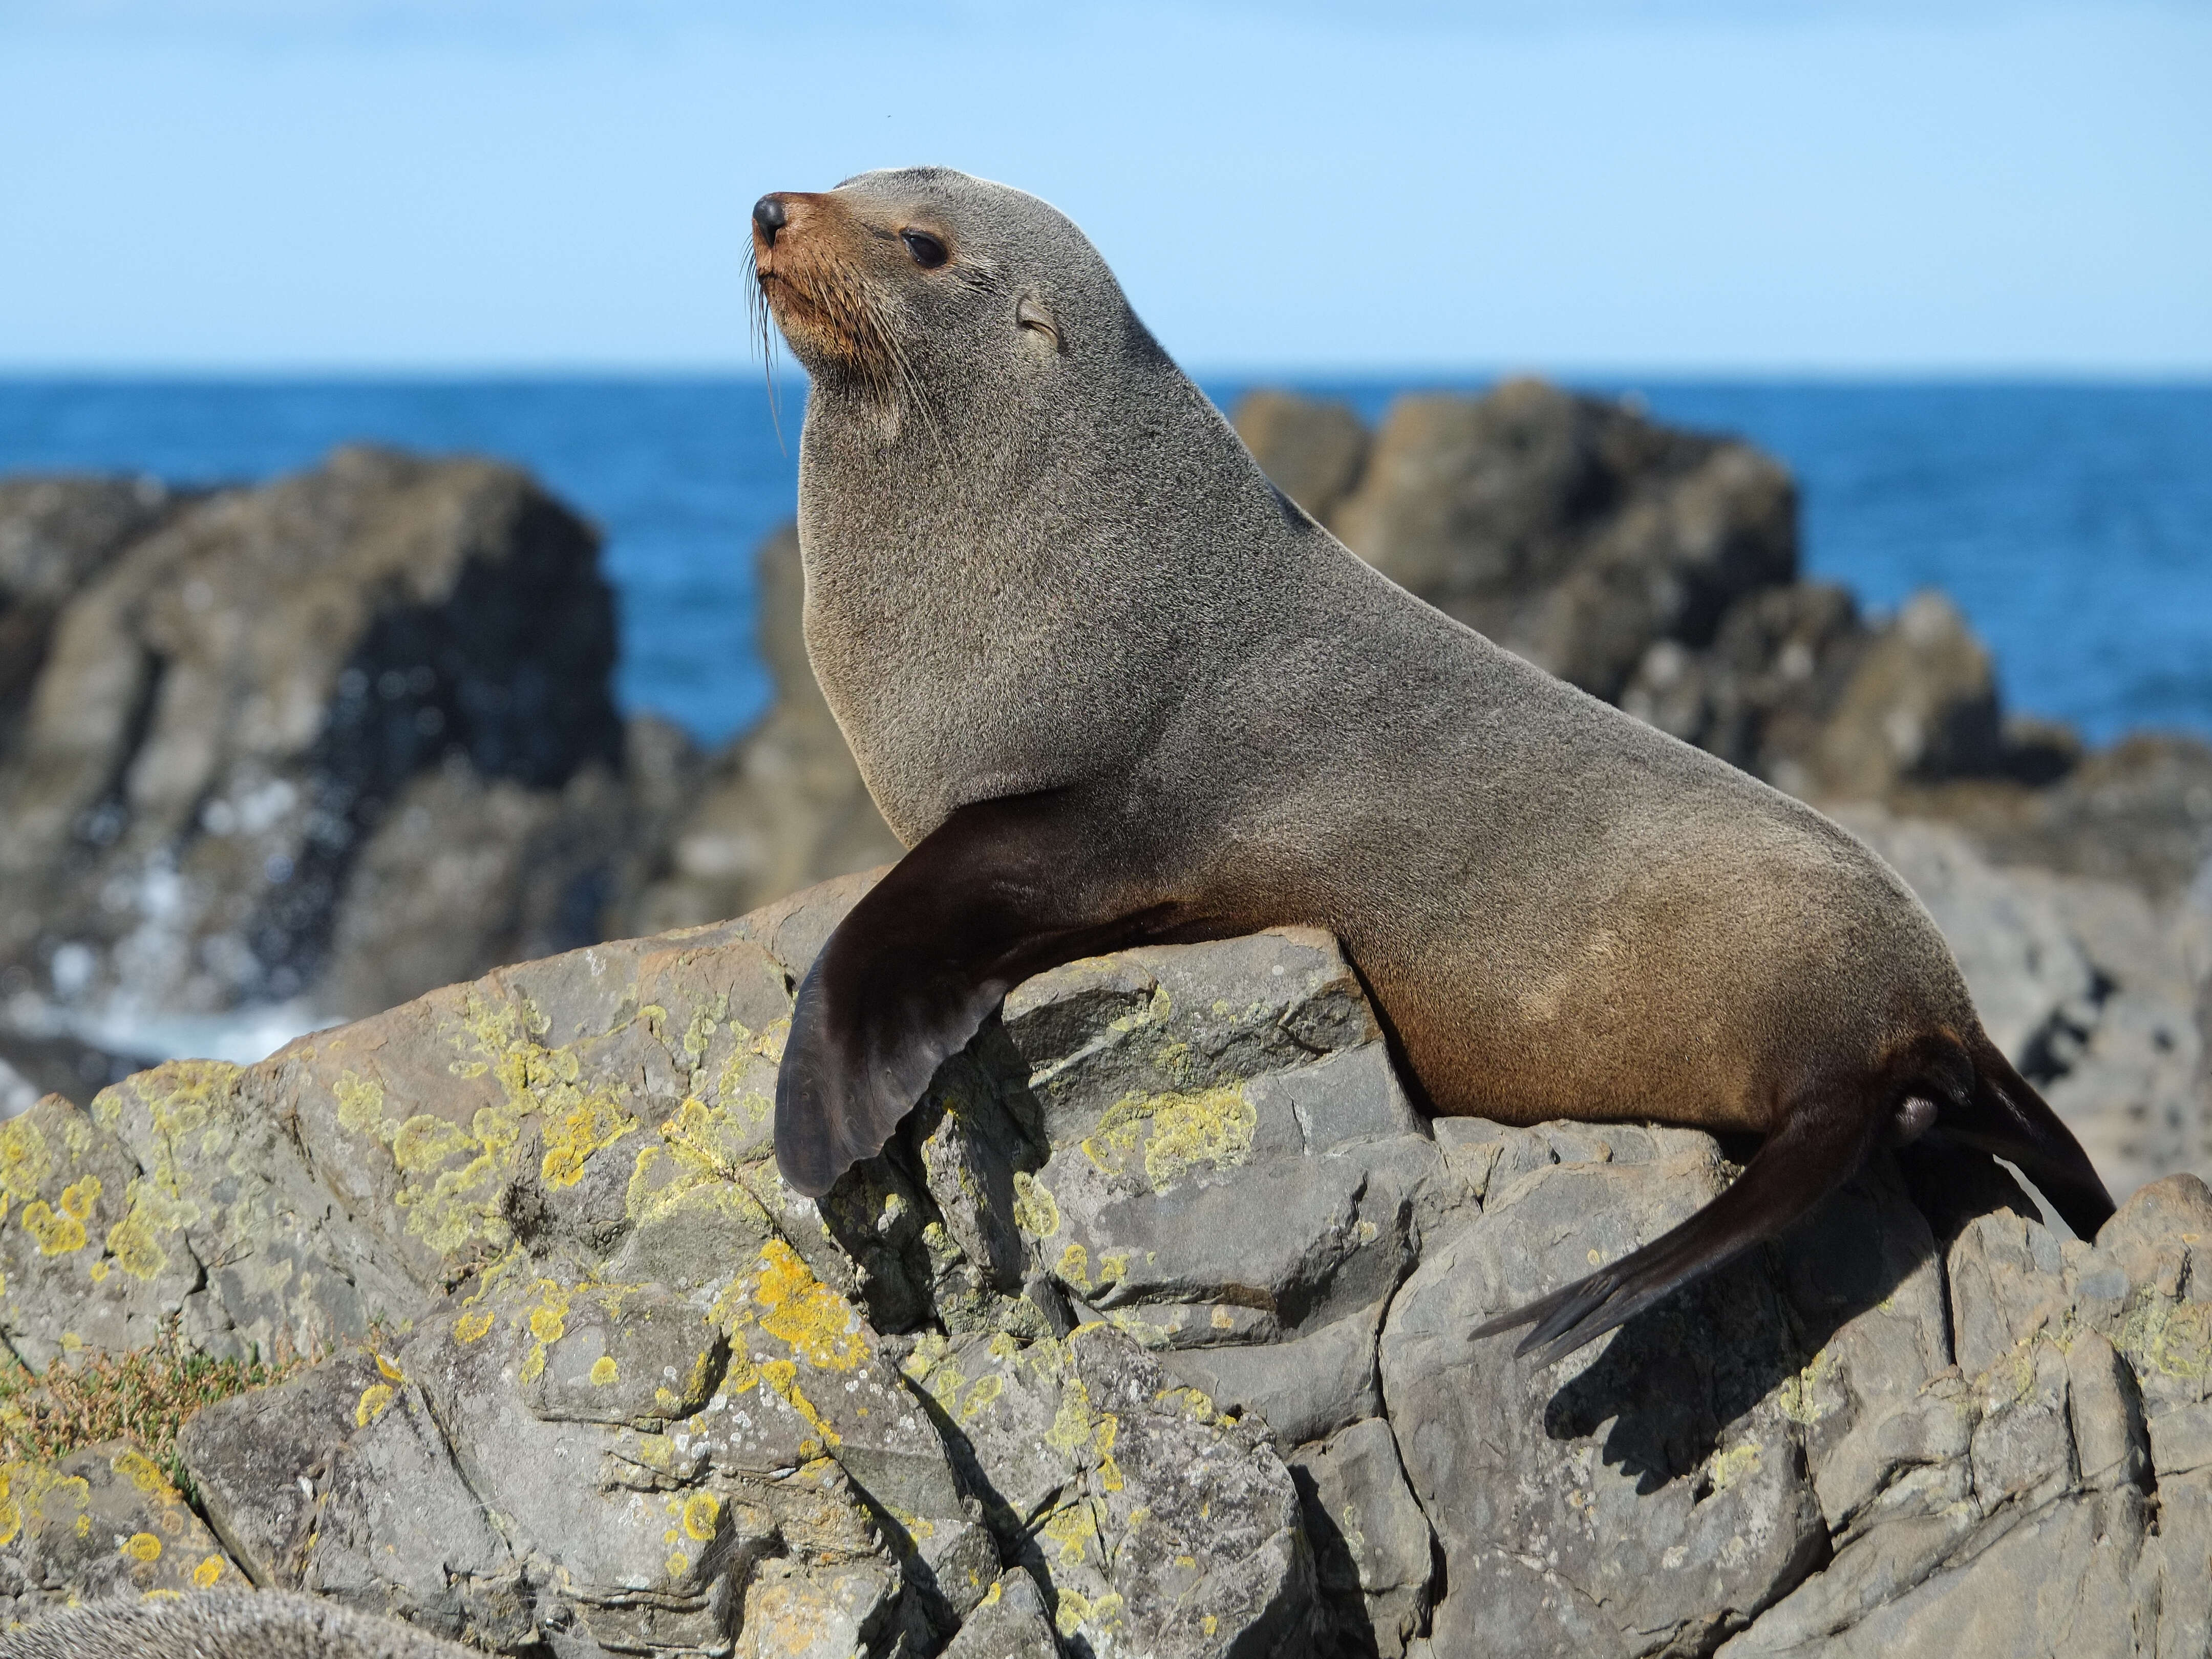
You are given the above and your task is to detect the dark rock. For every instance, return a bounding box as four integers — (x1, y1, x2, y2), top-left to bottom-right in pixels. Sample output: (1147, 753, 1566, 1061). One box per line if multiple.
(1330, 379, 1798, 702)
(0, 476, 177, 761)
(940, 1569, 1058, 1658)
(0, 446, 624, 1031)
(1804, 591, 2005, 799)
(1288, 1418, 1434, 1658)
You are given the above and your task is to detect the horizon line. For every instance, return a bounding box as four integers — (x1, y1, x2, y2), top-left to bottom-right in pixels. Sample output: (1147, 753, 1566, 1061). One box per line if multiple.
(5, 364, 2211, 388)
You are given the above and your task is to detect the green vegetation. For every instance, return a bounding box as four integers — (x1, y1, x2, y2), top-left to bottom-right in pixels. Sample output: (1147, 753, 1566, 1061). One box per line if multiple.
(0, 1331, 314, 1494)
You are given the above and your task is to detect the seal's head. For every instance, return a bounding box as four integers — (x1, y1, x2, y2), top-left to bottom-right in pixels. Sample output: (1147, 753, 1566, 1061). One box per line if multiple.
(751, 167, 1154, 413)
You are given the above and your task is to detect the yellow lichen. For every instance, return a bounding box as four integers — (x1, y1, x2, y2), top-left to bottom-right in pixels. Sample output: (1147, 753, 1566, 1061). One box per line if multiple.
(1011, 1171, 1060, 1238)
(0, 1117, 53, 1204)
(103, 1174, 200, 1282)
(1707, 1442, 1763, 1493)
(959, 1374, 1004, 1420)
(121, 1532, 161, 1561)
(354, 1385, 394, 1427)
(110, 1448, 165, 1495)
(682, 1490, 719, 1541)
(749, 1242, 865, 1371)
(390, 1115, 476, 1175)
(591, 1355, 620, 1387)
(193, 1555, 224, 1587)
(58, 1176, 100, 1222)
(1140, 1086, 1257, 1190)
(1040, 1500, 1097, 1567)
(1058, 1243, 1091, 1290)
(454, 1310, 494, 1343)
(1046, 1377, 1094, 1452)
(333, 1071, 389, 1137)
(539, 1095, 639, 1189)
(1096, 1413, 1123, 1492)
(19, 1201, 86, 1257)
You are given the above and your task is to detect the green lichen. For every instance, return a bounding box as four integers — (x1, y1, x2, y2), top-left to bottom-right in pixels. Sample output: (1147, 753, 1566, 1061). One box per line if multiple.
(1082, 1084, 1257, 1193)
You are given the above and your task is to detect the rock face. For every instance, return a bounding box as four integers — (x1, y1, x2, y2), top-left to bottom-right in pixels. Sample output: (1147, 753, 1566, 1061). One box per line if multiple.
(1324, 379, 1799, 706)
(0, 465, 906, 1104)
(0, 446, 627, 1034)
(4, 881, 2212, 1656)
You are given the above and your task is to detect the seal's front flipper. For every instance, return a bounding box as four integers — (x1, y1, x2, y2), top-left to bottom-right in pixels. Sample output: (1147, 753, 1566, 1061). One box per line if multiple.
(1472, 1099, 1879, 1368)
(773, 787, 1195, 1199)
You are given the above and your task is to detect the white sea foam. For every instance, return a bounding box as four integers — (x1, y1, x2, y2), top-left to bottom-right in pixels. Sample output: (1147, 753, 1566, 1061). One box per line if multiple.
(0, 994, 343, 1120)
(72, 1001, 344, 1069)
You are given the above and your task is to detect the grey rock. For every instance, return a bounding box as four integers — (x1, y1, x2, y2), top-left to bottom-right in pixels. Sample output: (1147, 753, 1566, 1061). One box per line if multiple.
(1288, 1418, 1434, 1659)
(0, 475, 175, 758)
(1382, 1145, 1827, 1658)
(1809, 591, 2004, 799)
(0, 446, 624, 1036)
(0, 1440, 242, 1628)
(13, 885, 2212, 1656)
(1329, 378, 1797, 703)
(178, 1350, 392, 1586)
(941, 1569, 1058, 1659)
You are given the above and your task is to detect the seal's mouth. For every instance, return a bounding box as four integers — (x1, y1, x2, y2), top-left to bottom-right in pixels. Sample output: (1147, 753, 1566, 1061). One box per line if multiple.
(749, 192, 903, 395)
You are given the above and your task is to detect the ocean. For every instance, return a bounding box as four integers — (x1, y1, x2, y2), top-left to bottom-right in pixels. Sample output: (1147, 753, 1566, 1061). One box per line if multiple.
(2, 377, 2208, 748)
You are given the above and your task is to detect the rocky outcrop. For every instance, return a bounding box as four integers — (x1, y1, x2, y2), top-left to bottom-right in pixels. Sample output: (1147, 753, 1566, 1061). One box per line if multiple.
(0, 466, 904, 1100)
(1233, 381, 2098, 806)
(0, 476, 180, 757)
(1322, 379, 1799, 706)
(3, 881, 2212, 1656)
(0, 448, 654, 1062)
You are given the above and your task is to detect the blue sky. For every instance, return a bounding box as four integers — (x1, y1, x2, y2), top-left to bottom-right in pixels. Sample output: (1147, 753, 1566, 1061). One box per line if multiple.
(2, 2, 2206, 374)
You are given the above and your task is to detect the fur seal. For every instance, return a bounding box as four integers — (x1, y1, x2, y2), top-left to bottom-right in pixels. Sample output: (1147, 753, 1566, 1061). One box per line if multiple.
(0, 1590, 476, 1657)
(754, 167, 2114, 1363)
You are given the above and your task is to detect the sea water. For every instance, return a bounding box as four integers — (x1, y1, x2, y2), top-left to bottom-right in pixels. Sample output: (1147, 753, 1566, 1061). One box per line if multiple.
(3, 376, 2206, 747)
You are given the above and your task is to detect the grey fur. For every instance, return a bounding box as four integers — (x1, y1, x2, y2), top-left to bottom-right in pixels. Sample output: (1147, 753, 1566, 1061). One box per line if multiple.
(0, 1590, 477, 1658)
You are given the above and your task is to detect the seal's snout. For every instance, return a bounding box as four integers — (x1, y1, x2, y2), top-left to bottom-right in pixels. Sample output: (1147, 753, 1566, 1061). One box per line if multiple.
(753, 194, 789, 246)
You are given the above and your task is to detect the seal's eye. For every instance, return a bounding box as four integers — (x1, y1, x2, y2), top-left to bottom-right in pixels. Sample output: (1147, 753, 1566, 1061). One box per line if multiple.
(901, 230, 949, 270)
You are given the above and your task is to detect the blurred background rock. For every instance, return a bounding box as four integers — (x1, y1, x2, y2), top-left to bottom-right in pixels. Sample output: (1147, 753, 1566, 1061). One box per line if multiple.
(3, 384, 2207, 1200)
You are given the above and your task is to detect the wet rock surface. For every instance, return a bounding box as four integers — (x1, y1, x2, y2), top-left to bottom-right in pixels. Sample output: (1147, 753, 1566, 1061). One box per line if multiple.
(0, 879, 2205, 1654)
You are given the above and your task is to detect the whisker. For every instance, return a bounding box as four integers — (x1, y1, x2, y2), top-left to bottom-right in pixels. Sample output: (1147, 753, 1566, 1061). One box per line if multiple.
(746, 242, 789, 456)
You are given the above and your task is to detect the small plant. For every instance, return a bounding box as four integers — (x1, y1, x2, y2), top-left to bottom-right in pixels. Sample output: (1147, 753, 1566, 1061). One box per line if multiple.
(0, 1325, 315, 1495)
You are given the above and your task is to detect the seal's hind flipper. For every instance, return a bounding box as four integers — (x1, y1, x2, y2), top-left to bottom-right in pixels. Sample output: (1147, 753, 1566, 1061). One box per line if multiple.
(1472, 1100, 1881, 1368)
(773, 786, 1199, 1199)
(1946, 1035, 2115, 1240)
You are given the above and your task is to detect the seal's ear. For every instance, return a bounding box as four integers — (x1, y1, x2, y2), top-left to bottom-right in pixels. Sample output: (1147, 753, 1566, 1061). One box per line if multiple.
(1015, 294, 1064, 353)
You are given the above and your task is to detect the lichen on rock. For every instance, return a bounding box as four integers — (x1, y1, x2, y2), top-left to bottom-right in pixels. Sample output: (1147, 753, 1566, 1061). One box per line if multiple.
(1, 876, 2210, 1656)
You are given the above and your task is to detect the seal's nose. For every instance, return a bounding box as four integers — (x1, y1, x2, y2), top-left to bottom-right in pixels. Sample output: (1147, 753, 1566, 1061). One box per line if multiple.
(753, 195, 788, 246)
